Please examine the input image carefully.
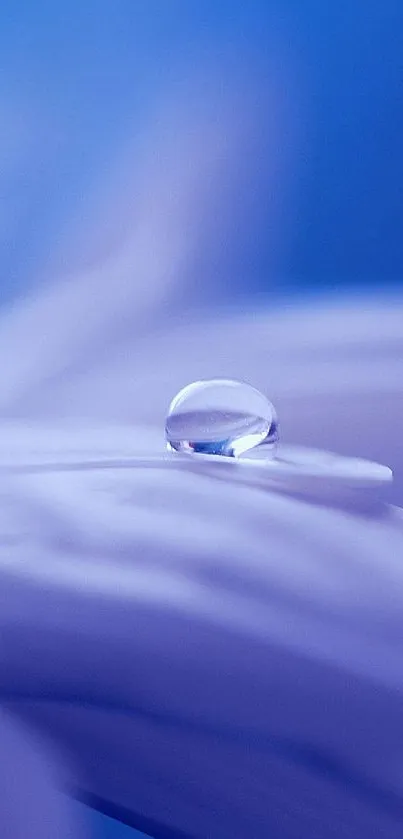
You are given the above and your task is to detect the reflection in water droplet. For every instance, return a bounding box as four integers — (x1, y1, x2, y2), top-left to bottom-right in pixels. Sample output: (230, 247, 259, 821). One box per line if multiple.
(165, 379, 278, 458)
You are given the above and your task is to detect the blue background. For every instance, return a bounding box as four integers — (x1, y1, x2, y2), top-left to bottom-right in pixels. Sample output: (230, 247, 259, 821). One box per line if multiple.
(1, 1, 402, 307)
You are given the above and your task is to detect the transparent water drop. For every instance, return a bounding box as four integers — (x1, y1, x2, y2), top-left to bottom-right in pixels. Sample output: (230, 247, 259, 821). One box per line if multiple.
(165, 379, 278, 458)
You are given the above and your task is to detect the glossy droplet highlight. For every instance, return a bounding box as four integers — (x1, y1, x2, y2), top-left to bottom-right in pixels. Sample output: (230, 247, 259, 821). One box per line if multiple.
(165, 379, 278, 458)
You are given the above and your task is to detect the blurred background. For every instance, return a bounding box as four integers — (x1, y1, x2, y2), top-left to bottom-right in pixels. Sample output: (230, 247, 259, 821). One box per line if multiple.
(1, 1, 402, 836)
(1, 0, 402, 311)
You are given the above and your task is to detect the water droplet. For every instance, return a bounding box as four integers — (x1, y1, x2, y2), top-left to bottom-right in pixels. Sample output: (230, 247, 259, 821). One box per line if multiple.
(165, 379, 278, 458)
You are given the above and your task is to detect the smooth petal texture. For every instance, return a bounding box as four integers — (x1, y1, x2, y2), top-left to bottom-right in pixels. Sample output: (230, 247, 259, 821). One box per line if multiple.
(0, 708, 85, 838)
(0, 295, 402, 837)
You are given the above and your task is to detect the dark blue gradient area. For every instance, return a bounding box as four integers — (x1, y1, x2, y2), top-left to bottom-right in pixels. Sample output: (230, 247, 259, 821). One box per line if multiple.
(86, 807, 150, 839)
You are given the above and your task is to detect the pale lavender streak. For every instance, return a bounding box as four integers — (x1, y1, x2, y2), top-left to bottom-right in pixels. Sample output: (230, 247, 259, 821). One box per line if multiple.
(0, 86, 403, 839)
